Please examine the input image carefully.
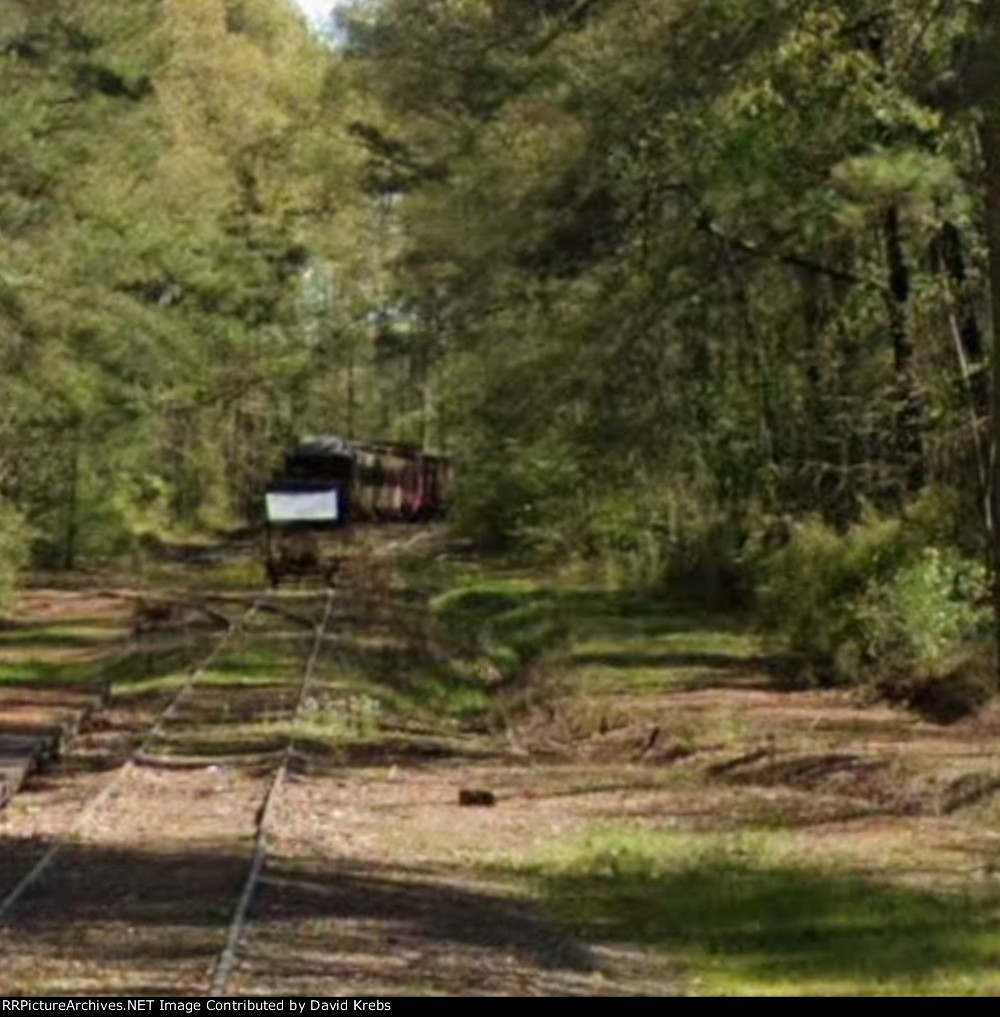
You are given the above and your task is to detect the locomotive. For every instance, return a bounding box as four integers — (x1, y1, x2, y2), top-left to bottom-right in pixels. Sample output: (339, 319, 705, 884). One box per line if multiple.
(263, 436, 451, 584)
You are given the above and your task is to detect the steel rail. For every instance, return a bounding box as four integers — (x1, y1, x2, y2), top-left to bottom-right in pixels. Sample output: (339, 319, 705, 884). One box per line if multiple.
(209, 588, 335, 997)
(0, 596, 265, 922)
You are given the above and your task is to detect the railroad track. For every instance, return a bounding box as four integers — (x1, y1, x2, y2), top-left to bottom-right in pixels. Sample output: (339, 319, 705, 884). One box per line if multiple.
(210, 589, 334, 996)
(0, 593, 268, 922)
(0, 586, 340, 996)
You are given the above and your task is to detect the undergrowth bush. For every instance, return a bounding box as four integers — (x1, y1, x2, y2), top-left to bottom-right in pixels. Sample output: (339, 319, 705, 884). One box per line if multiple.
(853, 548, 988, 674)
(759, 505, 989, 691)
(551, 486, 754, 603)
(452, 442, 582, 551)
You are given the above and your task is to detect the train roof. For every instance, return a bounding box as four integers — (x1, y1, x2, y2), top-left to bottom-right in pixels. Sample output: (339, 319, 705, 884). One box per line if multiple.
(294, 435, 354, 458)
(290, 435, 447, 462)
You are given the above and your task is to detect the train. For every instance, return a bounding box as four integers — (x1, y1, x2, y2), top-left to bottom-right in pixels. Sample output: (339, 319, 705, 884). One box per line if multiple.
(262, 436, 451, 584)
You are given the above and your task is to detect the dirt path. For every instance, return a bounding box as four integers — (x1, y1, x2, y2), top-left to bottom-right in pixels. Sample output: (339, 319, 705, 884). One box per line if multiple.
(4, 546, 1000, 996)
(0, 569, 670, 996)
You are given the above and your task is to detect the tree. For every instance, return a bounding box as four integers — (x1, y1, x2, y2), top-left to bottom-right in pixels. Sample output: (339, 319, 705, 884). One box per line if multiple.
(966, 0, 1000, 675)
(339, 0, 993, 581)
(0, 0, 362, 564)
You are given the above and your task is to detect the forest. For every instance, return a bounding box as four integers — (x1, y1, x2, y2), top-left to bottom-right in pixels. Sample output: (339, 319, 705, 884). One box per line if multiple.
(4, 0, 1000, 708)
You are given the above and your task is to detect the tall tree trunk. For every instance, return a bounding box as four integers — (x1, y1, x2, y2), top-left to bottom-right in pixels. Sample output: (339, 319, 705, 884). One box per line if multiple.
(933, 220, 990, 524)
(62, 426, 80, 572)
(346, 343, 356, 440)
(976, 0, 1000, 681)
(936, 221, 989, 414)
(979, 113, 1000, 680)
(883, 204, 925, 494)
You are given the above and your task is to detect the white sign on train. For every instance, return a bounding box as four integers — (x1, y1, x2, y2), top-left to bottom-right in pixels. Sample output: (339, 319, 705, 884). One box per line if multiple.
(265, 489, 339, 523)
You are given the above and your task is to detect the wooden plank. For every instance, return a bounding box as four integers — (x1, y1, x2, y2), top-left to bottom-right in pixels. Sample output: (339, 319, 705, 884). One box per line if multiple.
(0, 693, 104, 811)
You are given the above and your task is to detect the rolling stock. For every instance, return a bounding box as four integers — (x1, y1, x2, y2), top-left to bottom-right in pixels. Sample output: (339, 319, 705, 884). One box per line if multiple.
(263, 436, 450, 584)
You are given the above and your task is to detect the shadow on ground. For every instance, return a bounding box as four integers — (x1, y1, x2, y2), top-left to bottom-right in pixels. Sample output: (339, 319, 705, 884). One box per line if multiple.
(0, 838, 598, 996)
(524, 846, 1000, 995)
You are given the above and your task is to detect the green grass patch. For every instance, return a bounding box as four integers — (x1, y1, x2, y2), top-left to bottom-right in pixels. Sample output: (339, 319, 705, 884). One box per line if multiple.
(315, 649, 493, 726)
(572, 663, 730, 694)
(415, 564, 778, 735)
(519, 829, 1000, 996)
(133, 555, 264, 592)
(0, 658, 102, 685)
(0, 625, 122, 649)
(397, 667, 492, 721)
(570, 626, 760, 665)
(111, 672, 192, 699)
(206, 648, 303, 681)
(429, 581, 569, 686)
(110, 648, 298, 700)
(429, 575, 759, 679)
(430, 581, 546, 647)
(195, 668, 295, 688)
(569, 625, 766, 695)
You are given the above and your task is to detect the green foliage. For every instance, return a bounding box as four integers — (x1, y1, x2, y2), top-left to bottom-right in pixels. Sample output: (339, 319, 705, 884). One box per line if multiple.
(760, 514, 906, 665)
(3, 0, 1000, 699)
(0, 0, 367, 580)
(0, 499, 33, 605)
(450, 440, 583, 551)
(760, 510, 988, 686)
(558, 486, 750, 602)
(571, 490, 674, 590)
(854, 548, 988, 674)
(344, 0, 990, 609)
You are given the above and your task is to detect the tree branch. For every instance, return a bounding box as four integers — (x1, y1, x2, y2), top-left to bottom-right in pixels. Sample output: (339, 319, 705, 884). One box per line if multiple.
(527, 0, 617, 56)
(657, 180, 874, 288)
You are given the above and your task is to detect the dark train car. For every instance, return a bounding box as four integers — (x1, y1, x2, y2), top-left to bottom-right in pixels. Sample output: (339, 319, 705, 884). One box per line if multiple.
(263, 435, 451, 583)
(420, 452, 452, 520)
(352, 441, 452, 521)
(263, 438, 355, 585)
(353, 441, 416, 521)
(282, 435, 356, 491)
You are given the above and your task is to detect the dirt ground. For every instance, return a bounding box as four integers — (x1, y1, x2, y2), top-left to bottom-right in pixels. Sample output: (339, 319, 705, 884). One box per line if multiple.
(0, 584, 632, 996)
(2, 562, 1000, 996)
